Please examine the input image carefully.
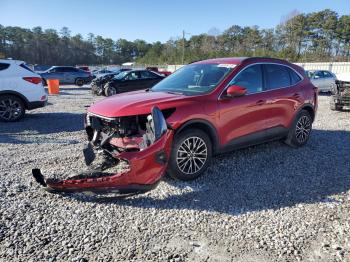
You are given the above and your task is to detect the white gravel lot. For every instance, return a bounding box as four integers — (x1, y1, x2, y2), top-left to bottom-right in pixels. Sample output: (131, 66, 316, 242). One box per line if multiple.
(0, 87, 349, 261)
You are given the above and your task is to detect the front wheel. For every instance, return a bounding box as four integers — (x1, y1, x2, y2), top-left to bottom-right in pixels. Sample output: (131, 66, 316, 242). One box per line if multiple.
(285, 110, 312, 147)
(0, 95, 25, 122)
(168, 129, 212, 181)
(104, 84, 118, 96)
(75, 78, 84, 87)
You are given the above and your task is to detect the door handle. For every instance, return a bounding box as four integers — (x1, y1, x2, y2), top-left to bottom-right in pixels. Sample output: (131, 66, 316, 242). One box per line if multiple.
(293, 93, 301, 99)
(256, 100, 266, 106)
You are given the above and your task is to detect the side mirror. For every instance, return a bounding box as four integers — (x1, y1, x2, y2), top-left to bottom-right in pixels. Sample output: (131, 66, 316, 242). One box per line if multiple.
(226, 85, 247, 97)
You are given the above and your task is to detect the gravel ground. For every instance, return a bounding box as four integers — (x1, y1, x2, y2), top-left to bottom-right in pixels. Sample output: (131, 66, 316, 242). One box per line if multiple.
(0, 87, 349, 261)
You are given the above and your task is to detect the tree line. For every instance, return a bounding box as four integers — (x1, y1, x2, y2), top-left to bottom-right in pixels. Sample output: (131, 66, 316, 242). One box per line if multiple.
(0, 9, 349, 66)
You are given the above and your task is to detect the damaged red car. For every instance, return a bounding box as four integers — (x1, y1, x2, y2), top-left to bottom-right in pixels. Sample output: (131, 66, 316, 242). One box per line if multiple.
(33, 57, 318, 194)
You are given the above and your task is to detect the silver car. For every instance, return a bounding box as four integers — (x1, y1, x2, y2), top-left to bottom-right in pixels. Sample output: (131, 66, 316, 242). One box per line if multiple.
(307, 70, 336, 92)
(40, 66, 92, 86)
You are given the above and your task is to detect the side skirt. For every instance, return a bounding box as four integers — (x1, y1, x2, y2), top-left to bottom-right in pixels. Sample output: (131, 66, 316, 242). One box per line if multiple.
(218, 126, 289, 154)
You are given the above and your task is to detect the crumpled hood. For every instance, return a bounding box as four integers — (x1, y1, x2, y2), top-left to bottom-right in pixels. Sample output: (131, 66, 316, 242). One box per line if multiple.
(88, 90, 186, 117)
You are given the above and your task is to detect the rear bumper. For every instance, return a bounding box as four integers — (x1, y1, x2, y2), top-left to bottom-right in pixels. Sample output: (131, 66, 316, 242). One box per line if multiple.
(27, 100, 47, 110)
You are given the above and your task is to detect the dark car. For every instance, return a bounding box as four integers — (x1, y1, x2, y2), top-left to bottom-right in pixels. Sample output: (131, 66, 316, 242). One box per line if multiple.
(103, 69, 165, 96)
(33, 57, 318, 194)
(90, 69, 131, 95)
(40, 66, 92, 86)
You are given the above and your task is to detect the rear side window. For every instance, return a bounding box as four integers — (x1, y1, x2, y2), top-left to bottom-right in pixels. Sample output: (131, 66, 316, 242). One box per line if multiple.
(140, 70, 158, 79)
(288, 68, 302, 85)
(0, 63, 10, 71)
(323, 71, 333, 78)
(20, 63, 34, 73)
(265, 64, 291, 90)
(230, 64, 263, 94)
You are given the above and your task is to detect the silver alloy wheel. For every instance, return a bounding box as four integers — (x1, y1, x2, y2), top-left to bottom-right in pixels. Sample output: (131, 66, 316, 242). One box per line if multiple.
(295, 115, 311, 143)
(176, 136, 208, 175)
(0, 98, 22, 121)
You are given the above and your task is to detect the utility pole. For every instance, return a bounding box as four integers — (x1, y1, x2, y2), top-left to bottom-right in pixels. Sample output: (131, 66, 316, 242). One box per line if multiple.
(182, 30, 185, 65)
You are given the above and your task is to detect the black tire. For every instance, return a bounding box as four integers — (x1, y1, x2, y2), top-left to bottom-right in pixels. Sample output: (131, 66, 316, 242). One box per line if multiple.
(0, 95, 25, 122)
(168, 129, 212, 181)
(104, 84, 118, 96)
(330, 102, 342, 111)
(75, 78, 84, 87)
(285, 110, 312, 148)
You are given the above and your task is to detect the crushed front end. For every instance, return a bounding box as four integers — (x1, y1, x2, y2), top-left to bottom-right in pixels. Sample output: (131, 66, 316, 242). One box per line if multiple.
(32, 107, 174, 194)
(330, 80, 350, 110)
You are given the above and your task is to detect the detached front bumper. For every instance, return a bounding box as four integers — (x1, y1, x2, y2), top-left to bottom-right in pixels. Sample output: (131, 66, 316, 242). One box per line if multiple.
(33, 131, 173, 194)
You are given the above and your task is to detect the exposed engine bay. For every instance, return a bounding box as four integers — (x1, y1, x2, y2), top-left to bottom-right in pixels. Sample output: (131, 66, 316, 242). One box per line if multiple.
(32, 107, 174, 194)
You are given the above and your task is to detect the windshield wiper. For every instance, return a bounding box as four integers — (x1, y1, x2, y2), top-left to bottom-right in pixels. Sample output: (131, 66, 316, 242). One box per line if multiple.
(165, 91, 183, 95)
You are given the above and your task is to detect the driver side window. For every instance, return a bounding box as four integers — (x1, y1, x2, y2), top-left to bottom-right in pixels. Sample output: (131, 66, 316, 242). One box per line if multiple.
(230, 64, 263, 94)
(125, 72, 139, 80)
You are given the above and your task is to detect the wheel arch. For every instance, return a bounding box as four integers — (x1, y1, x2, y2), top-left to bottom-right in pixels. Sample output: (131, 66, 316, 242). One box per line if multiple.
(300, 103, 315, 122)
(175, 119, 220, 154)
(0, 90, 29, 109)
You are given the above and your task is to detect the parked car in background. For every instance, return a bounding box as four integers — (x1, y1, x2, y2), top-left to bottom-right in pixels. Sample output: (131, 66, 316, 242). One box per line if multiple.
(146, 66, 172, 76)
(103, 69, 165, 96)
(34, 57, 318, 193)
(90, 68, 131, 95)
(77, 66, 90, 72)
(0, 59, 47, 122)
(306, 70, 336, 92)
(39, 66, 92, 86)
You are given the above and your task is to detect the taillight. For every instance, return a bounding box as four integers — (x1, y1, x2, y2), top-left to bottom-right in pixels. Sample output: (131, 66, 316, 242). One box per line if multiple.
(23, 77, 42, 85)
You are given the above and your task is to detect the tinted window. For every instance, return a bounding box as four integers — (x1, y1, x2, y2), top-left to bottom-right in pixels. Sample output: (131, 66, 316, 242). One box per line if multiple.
(288, 68, 302, 85)
(63, 67, 78, 72)
(125, 71, 140, 80)
(314, 71, 324, 78)
(0, 63, 10, 71)
(230, 64, 263, 94)
(265, 64, 291, 90)
(323, 71, 333, 78)
(140, 71, 158, 79)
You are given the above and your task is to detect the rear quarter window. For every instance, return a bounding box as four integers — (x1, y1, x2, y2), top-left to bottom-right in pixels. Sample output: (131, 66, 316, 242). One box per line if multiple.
(288, 68, 302, 85)
(0, 63, 10, 71)
(20, 63, 34, 73)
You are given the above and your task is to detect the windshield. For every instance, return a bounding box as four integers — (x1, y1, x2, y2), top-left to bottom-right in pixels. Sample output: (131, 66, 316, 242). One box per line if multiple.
(113, 71, 129, 80)
(151, 63, 234, 95)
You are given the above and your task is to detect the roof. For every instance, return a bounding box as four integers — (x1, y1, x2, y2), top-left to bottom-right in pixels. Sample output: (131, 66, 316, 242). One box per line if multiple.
(194, 57, 247, 65)
(193, 57, 294, 66)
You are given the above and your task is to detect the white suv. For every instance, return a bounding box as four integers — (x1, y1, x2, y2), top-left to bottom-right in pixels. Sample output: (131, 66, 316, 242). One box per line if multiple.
(0, 59, 47, 121)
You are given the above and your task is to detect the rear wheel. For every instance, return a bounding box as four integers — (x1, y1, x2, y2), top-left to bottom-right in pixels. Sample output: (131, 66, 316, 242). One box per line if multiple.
(75, 78, 84, 86)
(104, 84, 118, 96)
(285, 110, 312, 147)
(168, 129, 212, 181)
(0, 95, 25, 122)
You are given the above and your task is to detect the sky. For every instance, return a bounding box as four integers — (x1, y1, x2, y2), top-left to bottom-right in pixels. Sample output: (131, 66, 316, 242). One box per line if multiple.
(0, 0, 349, 43)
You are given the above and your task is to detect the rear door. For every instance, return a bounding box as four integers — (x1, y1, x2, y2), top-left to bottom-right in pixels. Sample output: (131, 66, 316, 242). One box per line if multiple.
(262, 63, 303, 131)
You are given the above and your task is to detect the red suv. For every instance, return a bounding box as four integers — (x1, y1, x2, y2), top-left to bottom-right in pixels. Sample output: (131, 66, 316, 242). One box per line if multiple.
(33, 57, 318, 194)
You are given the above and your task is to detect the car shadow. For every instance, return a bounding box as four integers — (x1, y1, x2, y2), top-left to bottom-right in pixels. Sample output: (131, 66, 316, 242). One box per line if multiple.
(0, 112, 84, 144)
(69, 129, 350, 216)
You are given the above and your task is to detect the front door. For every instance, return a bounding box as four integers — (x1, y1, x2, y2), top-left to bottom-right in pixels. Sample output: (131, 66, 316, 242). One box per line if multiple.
(217, 64, 270, 148)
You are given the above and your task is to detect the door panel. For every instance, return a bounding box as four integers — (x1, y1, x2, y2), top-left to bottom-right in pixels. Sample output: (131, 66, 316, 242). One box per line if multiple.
(217, 64, 268, 146)
(218, 92, 271, 146)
